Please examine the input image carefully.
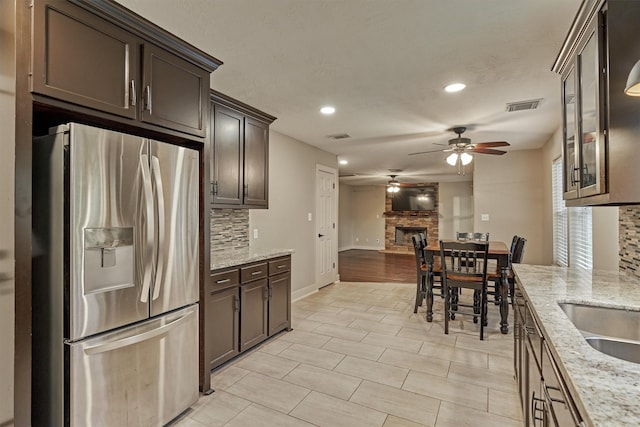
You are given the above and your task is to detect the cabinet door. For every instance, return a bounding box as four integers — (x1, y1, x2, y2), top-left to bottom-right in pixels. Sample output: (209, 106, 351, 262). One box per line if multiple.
(141, 44, 208, 137)
(268, 273, 291, 336)
(32, 1, 138, 119)
(513, 288, 526, 411)
(243, 117, 269, 207)
(542, 343, 582, 426)
(206, 287, 240, 369)
(212, 105, 244, 205)
(240, 279, 268, 351)
(562, 67, 579, 199)
(576, 20, 606, 198)
(525, 344, 544, 427)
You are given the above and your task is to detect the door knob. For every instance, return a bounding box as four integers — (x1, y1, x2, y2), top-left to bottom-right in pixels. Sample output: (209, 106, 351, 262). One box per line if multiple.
(318, 234, 324, 238)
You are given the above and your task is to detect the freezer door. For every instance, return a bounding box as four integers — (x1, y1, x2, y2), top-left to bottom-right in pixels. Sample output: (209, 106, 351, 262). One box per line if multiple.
(68, 304, 199, 427)
(69, 123, 149, 340)
(149, 141, 199, 316)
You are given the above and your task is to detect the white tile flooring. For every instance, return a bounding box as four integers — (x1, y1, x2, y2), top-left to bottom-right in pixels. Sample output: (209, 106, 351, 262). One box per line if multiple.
(172, 281, 523, 426)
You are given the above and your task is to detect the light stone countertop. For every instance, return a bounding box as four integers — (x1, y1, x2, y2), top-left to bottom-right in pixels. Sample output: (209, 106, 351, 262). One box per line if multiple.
(513, 264, 640, 427)
(211, 247, 294, 271)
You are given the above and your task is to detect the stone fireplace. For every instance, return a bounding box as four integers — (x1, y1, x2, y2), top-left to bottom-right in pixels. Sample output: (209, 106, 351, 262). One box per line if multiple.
(395, 226, 428, 244)
(384, 183, 439, 253)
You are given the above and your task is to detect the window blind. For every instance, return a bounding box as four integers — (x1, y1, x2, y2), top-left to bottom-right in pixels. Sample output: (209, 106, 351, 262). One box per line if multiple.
(569, 206, 593, 269)
(552, 159, 568, 267)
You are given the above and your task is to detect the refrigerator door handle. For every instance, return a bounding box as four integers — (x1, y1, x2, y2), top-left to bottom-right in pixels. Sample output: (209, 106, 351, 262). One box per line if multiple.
(151, 155, 166, 301)
(83, 311, 191, 355)
(139, 154, 155, 303)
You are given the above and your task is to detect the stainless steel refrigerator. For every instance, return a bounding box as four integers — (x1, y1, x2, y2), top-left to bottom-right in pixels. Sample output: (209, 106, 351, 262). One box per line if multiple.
(32, 123, 200, 426)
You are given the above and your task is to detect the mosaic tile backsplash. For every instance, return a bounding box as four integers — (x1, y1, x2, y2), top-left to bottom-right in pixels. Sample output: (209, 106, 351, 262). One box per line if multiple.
(619, 206, 640, 278)
(210, 208, 250, 252)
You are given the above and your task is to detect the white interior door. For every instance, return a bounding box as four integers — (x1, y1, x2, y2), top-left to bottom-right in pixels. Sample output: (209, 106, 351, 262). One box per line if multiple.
(316, 165, 337, 288)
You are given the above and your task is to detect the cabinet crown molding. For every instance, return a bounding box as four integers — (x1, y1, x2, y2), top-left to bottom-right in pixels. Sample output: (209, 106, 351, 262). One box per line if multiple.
(71, 0, 223, 72)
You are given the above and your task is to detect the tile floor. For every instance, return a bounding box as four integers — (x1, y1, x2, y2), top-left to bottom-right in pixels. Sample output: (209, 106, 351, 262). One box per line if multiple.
(172, 281, 523, 426)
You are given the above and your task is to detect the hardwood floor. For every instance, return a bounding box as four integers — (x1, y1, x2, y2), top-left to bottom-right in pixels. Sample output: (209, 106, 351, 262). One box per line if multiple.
(338, 249, 415, 283)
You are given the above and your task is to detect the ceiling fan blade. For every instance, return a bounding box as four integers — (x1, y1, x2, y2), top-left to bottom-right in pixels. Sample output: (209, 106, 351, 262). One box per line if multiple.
(472, 147, 507, 155)
(407, 149, 444, 156)
(474, 141, 510, 148)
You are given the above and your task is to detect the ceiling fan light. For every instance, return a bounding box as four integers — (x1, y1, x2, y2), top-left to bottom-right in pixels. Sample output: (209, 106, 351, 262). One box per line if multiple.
(446, 152, 458, 166)
(460, 152, 473, 165)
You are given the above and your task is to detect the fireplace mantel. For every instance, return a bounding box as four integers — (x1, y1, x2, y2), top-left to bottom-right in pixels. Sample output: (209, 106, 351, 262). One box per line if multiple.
(384, 211, 434, 217)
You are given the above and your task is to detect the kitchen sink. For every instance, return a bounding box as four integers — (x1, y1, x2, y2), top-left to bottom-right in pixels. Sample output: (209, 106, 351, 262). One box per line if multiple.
(558, 302, 640, 342)
(585, 337, 640, 364)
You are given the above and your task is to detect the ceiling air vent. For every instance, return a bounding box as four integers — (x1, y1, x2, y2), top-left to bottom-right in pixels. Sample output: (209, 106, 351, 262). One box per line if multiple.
(327, 133, 351, 140)
(505, 99, 542, 112)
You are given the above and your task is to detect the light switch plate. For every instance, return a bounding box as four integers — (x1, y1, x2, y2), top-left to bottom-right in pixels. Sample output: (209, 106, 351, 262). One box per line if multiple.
(481, 214, 489, 221)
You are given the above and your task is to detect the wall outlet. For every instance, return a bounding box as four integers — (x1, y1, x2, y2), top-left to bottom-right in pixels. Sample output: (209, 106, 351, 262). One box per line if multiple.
(308, 213, 312, 221)
(376, 238, 380, 243)
(253, 228, 259, 239)
(481, 214, 490, 221)
(355, 237, 359, 242)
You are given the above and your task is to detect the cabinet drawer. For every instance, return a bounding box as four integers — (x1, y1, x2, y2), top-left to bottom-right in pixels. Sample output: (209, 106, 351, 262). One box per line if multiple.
(210, 269, 240, 289)
(240, 262, 268, 283)
(268, 257, 291, 276)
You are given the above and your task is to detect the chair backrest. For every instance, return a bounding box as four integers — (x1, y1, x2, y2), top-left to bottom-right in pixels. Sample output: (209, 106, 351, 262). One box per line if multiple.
(456, 232, 490, 242)
(509, 235, 519, 255)
(439, 240, 490, 284)
(411, 234, 425, 271)
(512, 237, 526, 264)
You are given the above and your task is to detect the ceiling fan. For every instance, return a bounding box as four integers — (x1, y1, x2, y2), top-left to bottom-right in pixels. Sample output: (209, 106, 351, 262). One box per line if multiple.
(386, 175, 401, 193)
(408, 126, 510, 174)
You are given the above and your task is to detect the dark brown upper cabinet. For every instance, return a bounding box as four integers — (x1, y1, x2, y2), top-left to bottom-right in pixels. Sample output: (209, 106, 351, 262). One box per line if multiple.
(140, 44, 209, 136)
(210, 90, 276, 208)
(32, 0, 220, 139)
(554, 0, 640, 206)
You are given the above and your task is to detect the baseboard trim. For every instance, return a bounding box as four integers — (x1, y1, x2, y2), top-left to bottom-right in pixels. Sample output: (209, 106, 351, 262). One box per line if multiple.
(292, 283, 319, 302)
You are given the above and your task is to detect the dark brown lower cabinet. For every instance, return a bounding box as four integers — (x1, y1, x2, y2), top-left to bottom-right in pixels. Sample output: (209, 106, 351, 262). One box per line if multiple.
(515, 281, 585, 427)
(206, 287, 240, 370)
(268, 272, 291, 335)
(239, 279, 268, 352)
(204, 254, 291, 385)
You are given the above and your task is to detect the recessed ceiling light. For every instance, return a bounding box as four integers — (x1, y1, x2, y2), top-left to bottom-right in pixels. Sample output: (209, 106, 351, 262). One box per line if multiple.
(320, 106, 336, 115)
(339, 159, 348, 165)
(444, 83, 466, 93)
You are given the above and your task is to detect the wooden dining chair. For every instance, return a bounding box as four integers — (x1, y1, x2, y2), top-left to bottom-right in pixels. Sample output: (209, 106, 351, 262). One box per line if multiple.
(440, 240, 490, 340)
(489, 236, 526, 304)
(412, 234, 442, 315)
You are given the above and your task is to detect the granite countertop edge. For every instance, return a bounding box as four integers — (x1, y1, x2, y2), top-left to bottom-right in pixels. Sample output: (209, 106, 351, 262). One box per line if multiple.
(513, 264, 640, 427)
(211, 248, 294, 270)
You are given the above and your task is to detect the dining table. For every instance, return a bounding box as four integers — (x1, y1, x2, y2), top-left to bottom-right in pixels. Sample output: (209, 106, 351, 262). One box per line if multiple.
(423, 239, 511, 334)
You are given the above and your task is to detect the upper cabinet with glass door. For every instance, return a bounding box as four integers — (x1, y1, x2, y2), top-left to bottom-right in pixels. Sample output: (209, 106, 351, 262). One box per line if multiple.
(554, 0, 640, 206)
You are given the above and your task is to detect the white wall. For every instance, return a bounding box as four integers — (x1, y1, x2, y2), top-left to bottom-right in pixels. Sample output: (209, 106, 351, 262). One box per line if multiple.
(438, 181, 474, 240)
(0, 1, 15, 423)
(339, 185, 385, 250)
(338, 183, 354, 251)
(473, 149, 545, 265)
(250, 130, 338, 300)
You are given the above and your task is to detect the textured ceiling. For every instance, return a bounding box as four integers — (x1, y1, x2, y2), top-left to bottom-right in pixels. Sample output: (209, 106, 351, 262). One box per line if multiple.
(117, 0, 582, 185)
